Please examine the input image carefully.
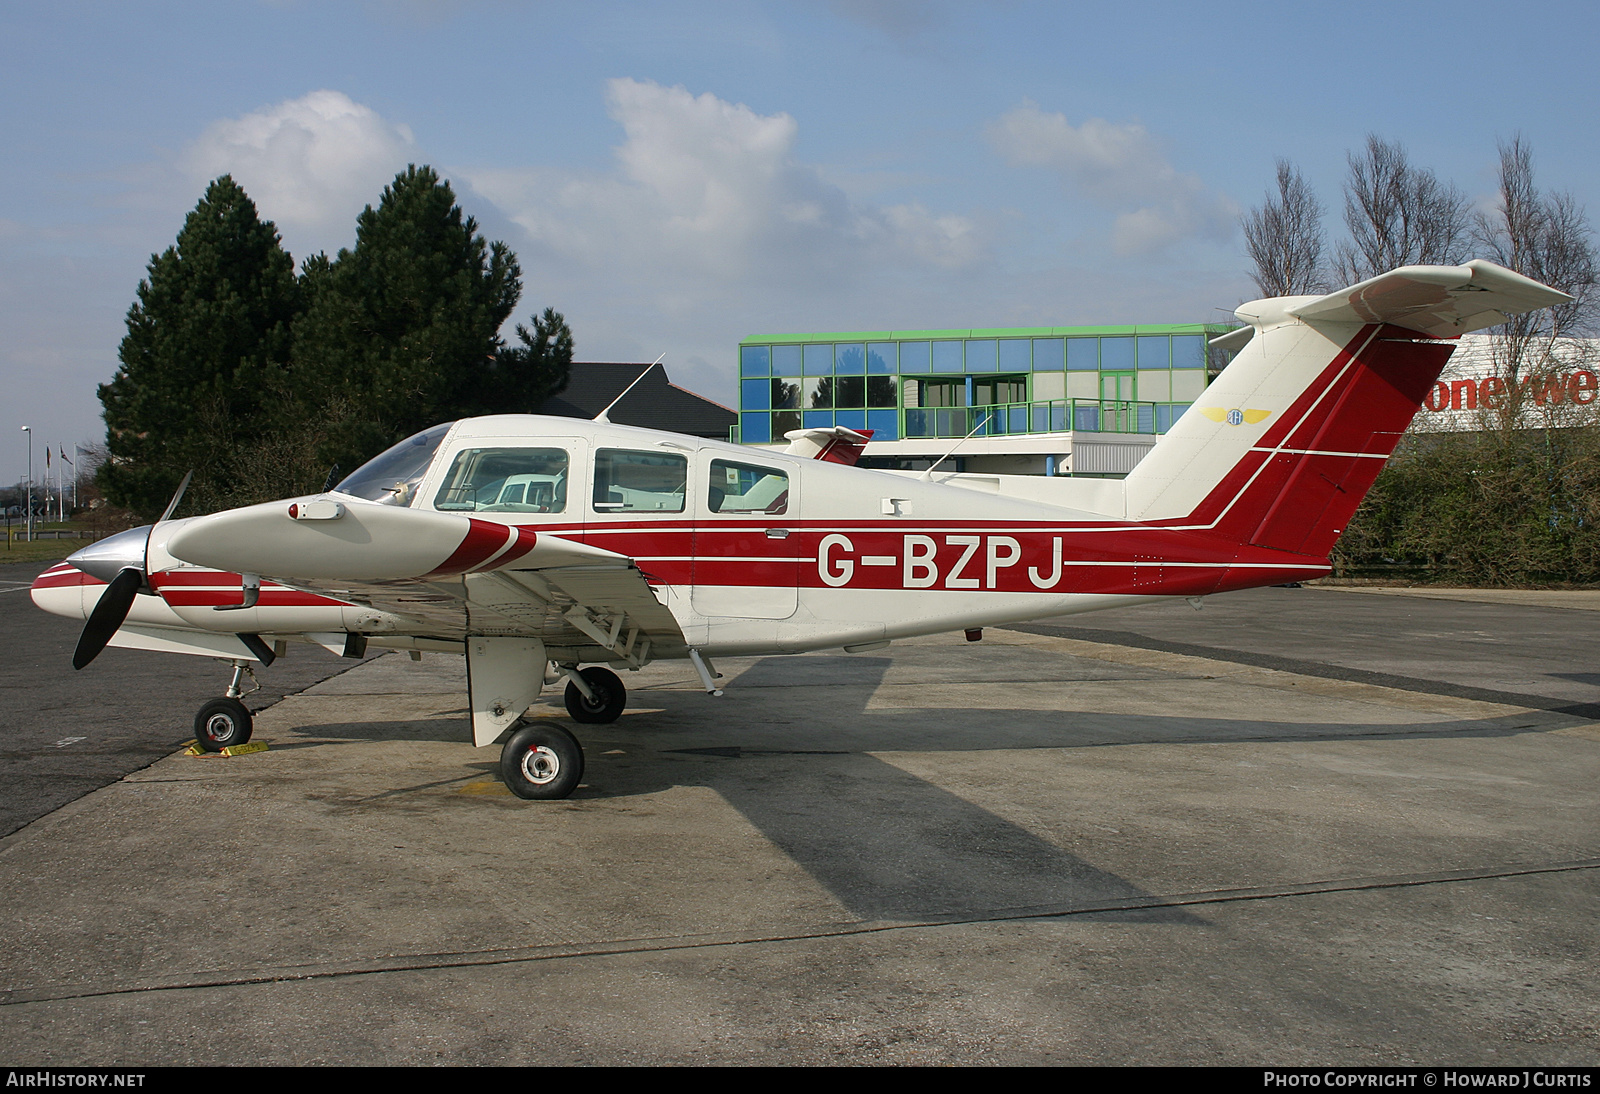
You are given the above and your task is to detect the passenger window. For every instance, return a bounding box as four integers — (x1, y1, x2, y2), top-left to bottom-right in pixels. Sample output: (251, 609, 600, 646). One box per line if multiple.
(433, 448, 570, 513)
(708, 460, 788, 515)
(593, 449, 687, 513)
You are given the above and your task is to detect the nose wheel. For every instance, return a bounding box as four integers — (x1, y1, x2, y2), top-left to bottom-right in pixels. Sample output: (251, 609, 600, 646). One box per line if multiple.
(193, 697, 253, 752)
(500, 722, 585, 800)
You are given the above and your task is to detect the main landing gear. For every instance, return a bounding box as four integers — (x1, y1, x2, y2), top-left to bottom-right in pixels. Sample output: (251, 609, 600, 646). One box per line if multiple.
(193, 661, 257, 752)
(496, 665, 628, 800)
(563, 665, 626, 724)
(499, 722, 585, 800)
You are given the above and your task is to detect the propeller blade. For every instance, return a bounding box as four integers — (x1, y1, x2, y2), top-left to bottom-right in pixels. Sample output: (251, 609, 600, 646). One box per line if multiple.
(73, 567, 144, 670)
(158, 470, 194, 525)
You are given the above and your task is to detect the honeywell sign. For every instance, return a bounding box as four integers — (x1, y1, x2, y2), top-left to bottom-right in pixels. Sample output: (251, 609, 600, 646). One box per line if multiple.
(1410, 335, 1600, 432)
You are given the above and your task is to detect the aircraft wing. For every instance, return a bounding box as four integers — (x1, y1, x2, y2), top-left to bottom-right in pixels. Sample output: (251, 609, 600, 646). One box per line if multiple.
(164, 498, 689, 665)
(1286, 259, 1572, 337)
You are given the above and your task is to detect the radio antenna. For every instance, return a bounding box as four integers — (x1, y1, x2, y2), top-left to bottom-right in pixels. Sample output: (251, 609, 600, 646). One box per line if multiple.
(594, 354, 667, 423)
(921, 412, 993, 480)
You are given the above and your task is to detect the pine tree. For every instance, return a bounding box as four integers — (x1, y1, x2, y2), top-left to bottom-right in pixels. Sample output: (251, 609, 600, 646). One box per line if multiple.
(291, 165, 525, 474)
(98, 176, 300, 517)
(488, 306, 574, 411)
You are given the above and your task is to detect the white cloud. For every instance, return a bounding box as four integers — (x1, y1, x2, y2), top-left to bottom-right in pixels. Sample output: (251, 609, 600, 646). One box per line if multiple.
(471, 78, 981, 288)
(183, 90, 416, 259)
(464, 78, 984, 402)
(986, 101, 1236, 255)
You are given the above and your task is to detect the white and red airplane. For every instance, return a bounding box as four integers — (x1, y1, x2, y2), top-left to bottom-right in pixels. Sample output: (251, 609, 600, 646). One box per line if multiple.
(33, 261, 1568, 799)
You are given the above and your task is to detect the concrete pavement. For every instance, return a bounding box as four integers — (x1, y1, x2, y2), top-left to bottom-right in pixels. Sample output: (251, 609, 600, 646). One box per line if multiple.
(0, 586, 1596, 1064)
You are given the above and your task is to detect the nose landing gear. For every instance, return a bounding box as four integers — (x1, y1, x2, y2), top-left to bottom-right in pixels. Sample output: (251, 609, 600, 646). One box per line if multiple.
(192, 659, 257, 753)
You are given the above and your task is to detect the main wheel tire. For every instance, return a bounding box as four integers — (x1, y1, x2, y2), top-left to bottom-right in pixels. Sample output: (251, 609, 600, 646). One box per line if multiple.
(563, 666, 626, 724)
(500, 722, 584, 800)
(194, 697, 253, 752)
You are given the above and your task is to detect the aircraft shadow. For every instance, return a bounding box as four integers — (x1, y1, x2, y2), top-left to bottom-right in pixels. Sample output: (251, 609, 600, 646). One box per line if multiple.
(265, 649, 1570, 926)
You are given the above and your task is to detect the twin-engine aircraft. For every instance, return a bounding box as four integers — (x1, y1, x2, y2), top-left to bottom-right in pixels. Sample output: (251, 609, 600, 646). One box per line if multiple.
(34, 261, 1568, 799)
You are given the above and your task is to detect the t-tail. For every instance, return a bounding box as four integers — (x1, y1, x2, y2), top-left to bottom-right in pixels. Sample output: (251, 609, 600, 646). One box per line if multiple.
(1120, 260, 1570, 559)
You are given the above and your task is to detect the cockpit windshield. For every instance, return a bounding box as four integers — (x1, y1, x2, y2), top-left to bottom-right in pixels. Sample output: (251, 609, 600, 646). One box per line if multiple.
(333, 422, 454, 506)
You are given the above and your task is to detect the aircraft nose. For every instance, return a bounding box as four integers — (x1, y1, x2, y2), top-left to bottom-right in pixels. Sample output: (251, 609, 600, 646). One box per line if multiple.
(66, 525, 153, 583)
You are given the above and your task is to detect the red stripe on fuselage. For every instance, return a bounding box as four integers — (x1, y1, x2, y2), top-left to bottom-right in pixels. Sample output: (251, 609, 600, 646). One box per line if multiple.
(31, 567, 99, 590)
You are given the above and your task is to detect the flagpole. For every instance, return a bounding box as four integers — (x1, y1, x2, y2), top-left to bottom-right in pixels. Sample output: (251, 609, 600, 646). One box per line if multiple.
(21, 426, 31, 543)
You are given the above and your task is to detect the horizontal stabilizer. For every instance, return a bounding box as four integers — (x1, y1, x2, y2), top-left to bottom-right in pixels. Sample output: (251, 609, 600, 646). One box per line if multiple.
(1285, 260, 1571, 337)
(783, 426, 874, 465)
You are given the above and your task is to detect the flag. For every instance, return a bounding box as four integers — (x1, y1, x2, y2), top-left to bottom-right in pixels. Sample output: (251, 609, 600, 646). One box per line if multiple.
(44, 448, 50, 470)
(59, 446, 73, 467)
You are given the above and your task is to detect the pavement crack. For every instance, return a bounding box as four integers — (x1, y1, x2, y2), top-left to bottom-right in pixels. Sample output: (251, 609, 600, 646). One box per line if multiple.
(3, 856, 1595, 1009)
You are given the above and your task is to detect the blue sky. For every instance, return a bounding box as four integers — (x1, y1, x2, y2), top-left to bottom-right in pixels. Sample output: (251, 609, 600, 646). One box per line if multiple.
(3, 0, 1597, 489)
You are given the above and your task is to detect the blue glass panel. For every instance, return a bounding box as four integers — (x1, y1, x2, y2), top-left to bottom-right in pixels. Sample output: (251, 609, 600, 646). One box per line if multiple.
(835, 408, 866, 430)
(1067, 338, 1099, 371)
(1031, 338, 1064, 371)
(1170, 402, 1191, 424)
(740, 346, 770, 377)
(803, 344, 833, 375)
(866, 408, 899, 440)
(1051, 405, 1067, 431)
(803, 410, 834, 428)
(1172, 335, 1205, 369)
(1136, 335, 1169, 369)
(741, 378, 770, 410)
(998, 338, 1031, 372)
(1074, 405, 1100, 431)
(1136, 404, 1155, 433)
(899, 341, 931, 373)
(965, 339, 998, 373)
(835, 345, 865, 375)
(931, 341, 963, 373)
(1100, 336, 1134, 371)
(1008, 406, 1027, 434)
(903, 409, 930, 437)
(1030, 405, 1049, 432)
(1156, 404, 1173, 433)
(772, 344, 802, 376)
(739, 413, 771, 444)
(867, 343, 896, 373)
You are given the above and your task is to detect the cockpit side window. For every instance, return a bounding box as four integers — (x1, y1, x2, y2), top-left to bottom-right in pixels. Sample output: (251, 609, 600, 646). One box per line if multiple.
(334, 422, 454, 506)
(433, 448, 571, 513)
(593, 449, 686, 513)
(708, 459, 788, 514)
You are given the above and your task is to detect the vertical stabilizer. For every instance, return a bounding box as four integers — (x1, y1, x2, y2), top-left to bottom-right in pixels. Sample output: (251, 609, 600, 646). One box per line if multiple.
(1123, 261, 1570, 557)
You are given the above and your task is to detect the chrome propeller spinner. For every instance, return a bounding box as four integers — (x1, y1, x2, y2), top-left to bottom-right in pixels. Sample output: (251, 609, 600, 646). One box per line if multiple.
(65, 471, 191, 670)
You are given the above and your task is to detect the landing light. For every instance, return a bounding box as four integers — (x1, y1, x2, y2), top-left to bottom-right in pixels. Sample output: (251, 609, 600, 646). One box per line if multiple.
(288, 500, 345, 521)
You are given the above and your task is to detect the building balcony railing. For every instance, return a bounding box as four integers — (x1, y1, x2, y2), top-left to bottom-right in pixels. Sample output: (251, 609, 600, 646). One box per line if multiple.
(904, 399, 1162, 439)
(728, 399, 1185, 445)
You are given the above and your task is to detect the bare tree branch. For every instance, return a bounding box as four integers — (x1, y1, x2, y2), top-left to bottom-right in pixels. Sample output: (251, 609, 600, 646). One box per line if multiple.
(1334, 135, 1469, 284)
(1469, 135, 1599, 422)
(1241, 159, 1326, 297)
